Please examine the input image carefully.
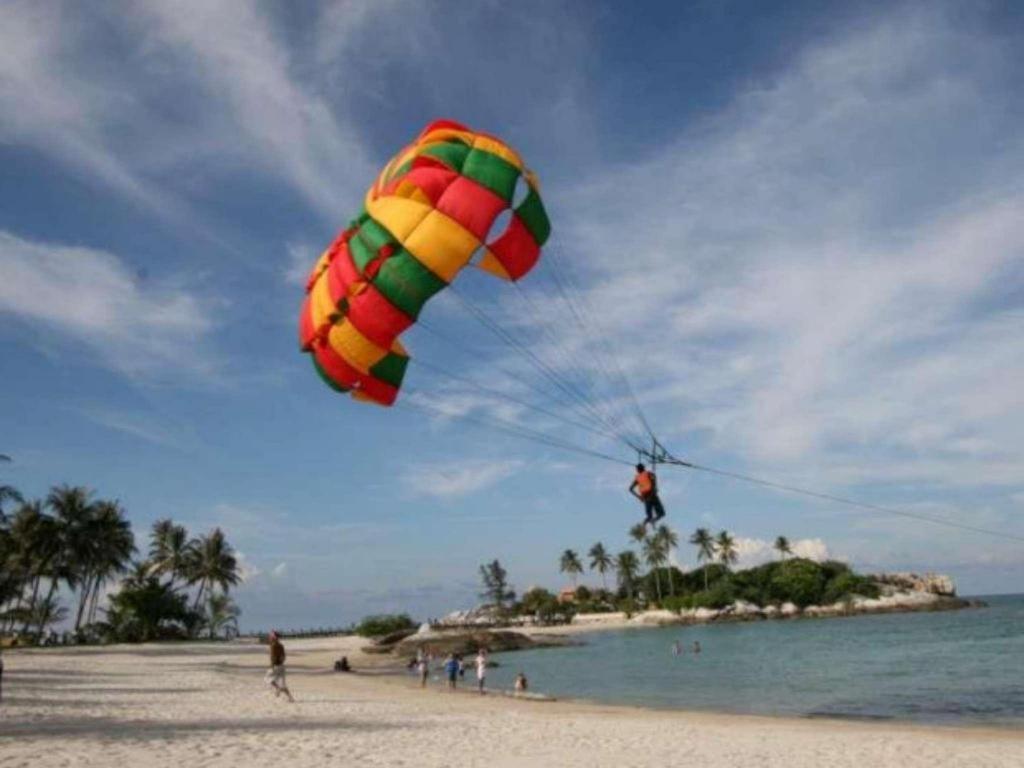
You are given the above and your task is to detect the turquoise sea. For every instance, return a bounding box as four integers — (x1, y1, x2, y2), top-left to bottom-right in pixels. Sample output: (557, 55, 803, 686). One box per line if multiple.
(489, 594, 1024, 725)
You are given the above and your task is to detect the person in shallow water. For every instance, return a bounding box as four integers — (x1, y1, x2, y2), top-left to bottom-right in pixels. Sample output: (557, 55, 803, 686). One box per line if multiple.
(629, 463, 666, 526)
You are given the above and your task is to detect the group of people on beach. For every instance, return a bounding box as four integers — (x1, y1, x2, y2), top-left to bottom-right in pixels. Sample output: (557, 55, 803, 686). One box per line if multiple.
(264, 633, 529, 704)
(412, 646, 526, 695)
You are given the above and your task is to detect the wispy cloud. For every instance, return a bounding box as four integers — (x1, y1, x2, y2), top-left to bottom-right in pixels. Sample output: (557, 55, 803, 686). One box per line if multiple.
(544, 6, 1024, 497)
(0, 231, 215, 378)
(76, 406, 192, 450)
(403, 459, 524, 499)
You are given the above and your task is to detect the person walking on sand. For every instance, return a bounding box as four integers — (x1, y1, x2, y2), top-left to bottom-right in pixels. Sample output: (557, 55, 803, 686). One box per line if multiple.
(418, 650, 430, 688)
(443, 653, 459, 691)
(265, 631, 294, 702)
(475, 648, 489, 694)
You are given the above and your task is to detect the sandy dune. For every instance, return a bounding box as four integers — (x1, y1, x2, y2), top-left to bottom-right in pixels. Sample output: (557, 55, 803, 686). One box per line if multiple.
(1, 636, 1020, 768)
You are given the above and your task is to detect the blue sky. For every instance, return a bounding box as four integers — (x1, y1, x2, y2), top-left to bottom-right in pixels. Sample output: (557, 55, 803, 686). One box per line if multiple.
(2, 1, 1023, 630)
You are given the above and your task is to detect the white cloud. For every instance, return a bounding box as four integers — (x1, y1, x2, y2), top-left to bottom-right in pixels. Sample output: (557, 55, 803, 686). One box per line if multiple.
(234, 550, 261, 583)
(732, 536, 833, 567)
(0, 231, 215, 377)
(271, 562, 288, 579)
(284, 242, 318, 287)
(403, 459, 524, 499)
(541, 6, 1024, 498)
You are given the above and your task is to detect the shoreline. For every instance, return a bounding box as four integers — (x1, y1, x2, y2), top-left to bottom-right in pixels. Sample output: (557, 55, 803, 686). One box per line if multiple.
(5, 638, 1023, 767)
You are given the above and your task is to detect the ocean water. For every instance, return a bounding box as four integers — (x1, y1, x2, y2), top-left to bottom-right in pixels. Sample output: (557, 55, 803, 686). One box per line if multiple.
(488, 594, 1024, 725)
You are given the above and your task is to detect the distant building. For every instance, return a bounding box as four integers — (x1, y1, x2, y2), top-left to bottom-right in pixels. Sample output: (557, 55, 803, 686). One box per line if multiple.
(557, 586, 578, 604)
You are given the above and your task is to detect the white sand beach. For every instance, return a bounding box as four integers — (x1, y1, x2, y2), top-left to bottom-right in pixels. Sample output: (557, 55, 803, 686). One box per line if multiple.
(2, 636, 1021, 768)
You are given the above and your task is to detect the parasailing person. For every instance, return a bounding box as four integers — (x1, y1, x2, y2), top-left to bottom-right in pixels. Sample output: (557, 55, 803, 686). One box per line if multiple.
(629, 463, 666, 527)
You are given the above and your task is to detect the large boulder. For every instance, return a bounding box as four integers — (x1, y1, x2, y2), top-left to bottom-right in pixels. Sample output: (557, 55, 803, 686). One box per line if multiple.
(779, 602, 800, 617)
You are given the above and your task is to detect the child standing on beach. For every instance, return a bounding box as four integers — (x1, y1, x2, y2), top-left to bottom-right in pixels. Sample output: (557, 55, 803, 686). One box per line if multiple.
(443, 654, 459, 690)
(265, 631, 294, 703)
(475, 649, 488, 694)
(417, 648, 430, 688)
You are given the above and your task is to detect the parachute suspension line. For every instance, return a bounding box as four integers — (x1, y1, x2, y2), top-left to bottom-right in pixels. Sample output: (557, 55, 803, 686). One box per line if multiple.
(409, 358, 627, 445)
(415, 316, 630, 450)
(657, 453, 1024, 544)
(507, 280, 643, 448)
(446, 285, 644, 453)
(401, 389, 633, 467)
(414, 319, 580, 413)
(541, 242, 657, 446)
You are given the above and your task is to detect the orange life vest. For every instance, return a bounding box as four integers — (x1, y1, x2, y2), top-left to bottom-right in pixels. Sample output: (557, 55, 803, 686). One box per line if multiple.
(635, 470, 654, 497)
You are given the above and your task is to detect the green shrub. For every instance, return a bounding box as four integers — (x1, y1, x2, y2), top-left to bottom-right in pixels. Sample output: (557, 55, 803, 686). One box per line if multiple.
(354, 613, 416, 637)
(690, 582, 736, 609)
(661, 595, 694, 613)
(822, 572, 880, 603)
(769, 559, 826, 607)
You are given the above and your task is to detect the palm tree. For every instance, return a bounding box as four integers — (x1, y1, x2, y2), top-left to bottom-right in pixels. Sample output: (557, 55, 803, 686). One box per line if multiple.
(206, 593, 241, 639)
(774, 536, 792, 560)
(187, 529, 240, 612)
(150, 519, 191, 589)
(642, 536, 667, 603)
(587, 542, 612, 590)
(689, 527, 716, 591)
(46, 485, 96, 631)
(559, 549, 583, 588)
(81, 501, 135, 627)
(9, 502, 62, 634)
(628, 523, 647, 546)
(0, 485, 23, 522)
(5, 501, 48, 632)
(614, 550, 640, 601)
(716, 530, 738, 570)
(28, 594, 67, 636)
(654, 525, 679, 597)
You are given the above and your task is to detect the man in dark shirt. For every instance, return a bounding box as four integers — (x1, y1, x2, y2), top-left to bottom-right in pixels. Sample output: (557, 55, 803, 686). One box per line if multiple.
(265, 631, 294, 702)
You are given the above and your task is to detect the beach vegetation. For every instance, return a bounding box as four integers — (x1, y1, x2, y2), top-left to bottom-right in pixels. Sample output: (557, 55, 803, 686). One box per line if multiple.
(517, 587, 572, 623)
(587, 542, 613, 590)
(614, 550, 640, 601)
(102, 574, 195, 642)
(479, 559, 516, 612)
(715, 530, 738, 569)
(653, 526, 679, 596)
(689, 528, 717, 590)
(206, 593, 242, 639)
(559, 549, 584, 587)
(1, 482, 243, 645)
(774, 536, 793, 559)
(355, 613, 417, 637)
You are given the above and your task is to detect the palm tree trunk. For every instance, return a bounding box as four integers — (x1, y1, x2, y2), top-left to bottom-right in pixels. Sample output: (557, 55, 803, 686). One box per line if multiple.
(20, 576, 43, 634)
(37, 578, 60, 636)
(88, 578, 103, 625)
(703, 563, 709, 591)
(192, 579, 207, 612)
(74, 571, 93, 631)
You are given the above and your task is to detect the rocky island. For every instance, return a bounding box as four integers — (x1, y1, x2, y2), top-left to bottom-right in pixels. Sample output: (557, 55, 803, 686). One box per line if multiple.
(358, 565, 981, 660)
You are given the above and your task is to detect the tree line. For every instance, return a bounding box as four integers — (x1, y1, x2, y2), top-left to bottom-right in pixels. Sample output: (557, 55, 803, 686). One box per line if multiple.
(0, 483, 241, 644)
(479, 526, 877, 620)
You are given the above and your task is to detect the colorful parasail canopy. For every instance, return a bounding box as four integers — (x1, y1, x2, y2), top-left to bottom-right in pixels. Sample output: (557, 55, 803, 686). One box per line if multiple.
(298, 119, 551, 406)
